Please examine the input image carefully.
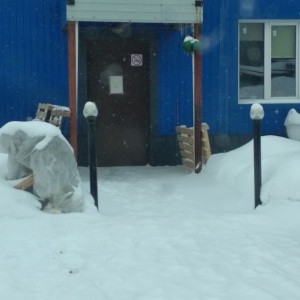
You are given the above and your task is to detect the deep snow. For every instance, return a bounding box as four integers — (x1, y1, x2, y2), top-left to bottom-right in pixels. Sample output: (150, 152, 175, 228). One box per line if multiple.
(0, 135, 300, 299)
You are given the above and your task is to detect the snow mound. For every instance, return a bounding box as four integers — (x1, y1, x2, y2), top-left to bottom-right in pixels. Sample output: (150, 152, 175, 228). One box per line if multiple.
(204, 135, 300, 204)
(284, 108, 300, 126)
(284, 108, 300, 141)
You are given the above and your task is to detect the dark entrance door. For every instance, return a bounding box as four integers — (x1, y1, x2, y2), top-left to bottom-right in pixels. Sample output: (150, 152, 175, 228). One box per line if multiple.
(87, 40, 150, 167)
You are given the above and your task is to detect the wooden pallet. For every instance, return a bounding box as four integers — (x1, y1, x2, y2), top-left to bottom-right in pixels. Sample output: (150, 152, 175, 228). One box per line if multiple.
(35, 103, 70, 129)
(48, 107, 71, 128)
(176, 123, 211, 169)
(35, 103, 54, 122)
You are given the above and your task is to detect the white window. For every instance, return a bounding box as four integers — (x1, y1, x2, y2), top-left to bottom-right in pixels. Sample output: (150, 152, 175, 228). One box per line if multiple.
(239, 21, 299, 104)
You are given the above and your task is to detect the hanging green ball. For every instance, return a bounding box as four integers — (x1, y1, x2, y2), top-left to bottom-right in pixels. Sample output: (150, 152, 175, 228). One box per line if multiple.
(182, 36, 194, 54)
(192, 39, 201, 52)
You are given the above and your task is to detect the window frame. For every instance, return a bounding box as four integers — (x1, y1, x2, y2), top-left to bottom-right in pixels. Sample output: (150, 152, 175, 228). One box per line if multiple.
(239, 20, 300, 104)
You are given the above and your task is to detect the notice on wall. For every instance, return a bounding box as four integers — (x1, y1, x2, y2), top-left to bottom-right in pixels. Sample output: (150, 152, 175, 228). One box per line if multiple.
(109, 76, 123, 94)
(131, 54, 143, 66)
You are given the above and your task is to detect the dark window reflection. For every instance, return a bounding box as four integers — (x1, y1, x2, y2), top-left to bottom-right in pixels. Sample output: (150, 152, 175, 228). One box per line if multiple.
(239, 23, 264, 100)
(271, 26, 296, 97)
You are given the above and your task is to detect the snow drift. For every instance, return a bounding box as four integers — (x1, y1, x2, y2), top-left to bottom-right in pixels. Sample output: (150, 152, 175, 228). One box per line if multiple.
(204, 135, 300, 204)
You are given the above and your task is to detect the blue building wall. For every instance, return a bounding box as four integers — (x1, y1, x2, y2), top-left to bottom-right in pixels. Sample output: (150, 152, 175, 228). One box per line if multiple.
(0, 3, 192, 137)
(0, 0, 68, 127)
(202, 0, 300, 138)
(5, 0, 300, 159)
(158, 30, 193, 135)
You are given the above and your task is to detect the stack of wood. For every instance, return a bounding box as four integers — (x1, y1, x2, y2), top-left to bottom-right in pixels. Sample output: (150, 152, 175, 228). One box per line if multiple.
(176, 123, 211, 169)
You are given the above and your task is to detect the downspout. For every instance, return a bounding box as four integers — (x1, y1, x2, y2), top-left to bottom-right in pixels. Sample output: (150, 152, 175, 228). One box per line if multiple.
(68, 21, 78, 158)
(194, 1, 203, 173)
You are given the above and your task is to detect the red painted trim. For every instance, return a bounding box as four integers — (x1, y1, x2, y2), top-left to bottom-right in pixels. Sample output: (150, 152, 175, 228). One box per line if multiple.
(68, 21, 77, 159)
(194, 23, 202, 173)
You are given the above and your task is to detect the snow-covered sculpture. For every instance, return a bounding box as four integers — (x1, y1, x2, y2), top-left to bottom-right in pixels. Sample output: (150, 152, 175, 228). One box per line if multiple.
(284, 109, 300, 141)
(0, 121, 84, 213)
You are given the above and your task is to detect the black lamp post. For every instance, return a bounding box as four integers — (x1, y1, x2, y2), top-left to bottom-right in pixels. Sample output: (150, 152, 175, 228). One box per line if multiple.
(250, 103, 264, 208)
(83, 101, 98, 209)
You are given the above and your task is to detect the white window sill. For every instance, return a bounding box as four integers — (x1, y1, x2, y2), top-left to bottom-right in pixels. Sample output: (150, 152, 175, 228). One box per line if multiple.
(239, 99, 300, 105)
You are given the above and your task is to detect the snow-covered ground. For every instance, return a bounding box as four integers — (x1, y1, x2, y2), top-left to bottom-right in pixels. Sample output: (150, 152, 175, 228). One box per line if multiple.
(1, 135, 300, 299)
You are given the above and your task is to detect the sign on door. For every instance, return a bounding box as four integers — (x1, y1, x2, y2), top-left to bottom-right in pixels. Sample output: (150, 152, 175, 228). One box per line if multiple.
(131, 54, 143, 66)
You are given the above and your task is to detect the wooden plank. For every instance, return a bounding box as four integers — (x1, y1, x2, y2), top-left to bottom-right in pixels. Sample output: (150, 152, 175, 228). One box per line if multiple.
(49, 117, 62, 127)
(182, 158, 194, 169)
(176, 126, 194, 136)
(38, 103, 54, 110)
(35, 103, 54, 122)
(14, 174, 34, 190)
(35, 111, 47, 120)
(180, 150, 194, 161)
(47, 106, 71, 128)
(178, 142, 194, 153)
(177, 135, 194, 145)
(51, 109, 71, 118)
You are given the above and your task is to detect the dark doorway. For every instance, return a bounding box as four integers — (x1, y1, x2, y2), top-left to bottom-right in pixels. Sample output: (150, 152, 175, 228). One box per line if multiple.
(87, 39, 150, 166)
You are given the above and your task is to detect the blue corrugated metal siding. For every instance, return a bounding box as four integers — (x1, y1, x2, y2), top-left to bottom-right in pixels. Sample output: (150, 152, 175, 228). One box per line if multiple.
(202, 0, 300, 136)
(0, 0, 68, 127)
(158, 29, 193, 135)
